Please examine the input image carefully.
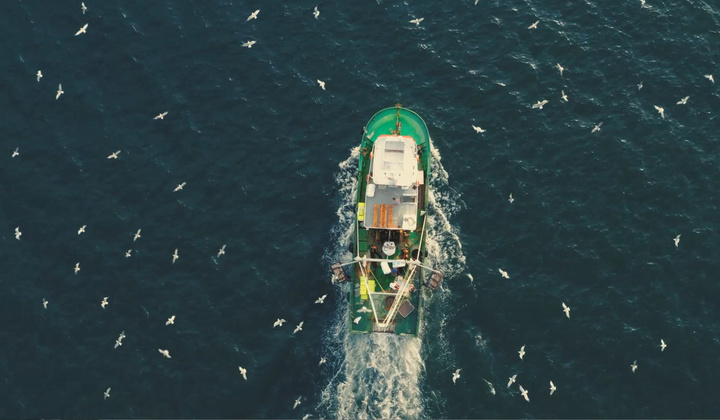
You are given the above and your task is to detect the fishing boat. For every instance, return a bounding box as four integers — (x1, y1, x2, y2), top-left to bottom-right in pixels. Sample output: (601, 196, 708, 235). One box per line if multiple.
(332, 104, 443, 336)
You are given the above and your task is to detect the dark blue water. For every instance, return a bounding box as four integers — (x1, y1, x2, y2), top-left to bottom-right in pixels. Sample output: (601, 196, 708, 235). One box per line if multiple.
(2, 0, 720, 418)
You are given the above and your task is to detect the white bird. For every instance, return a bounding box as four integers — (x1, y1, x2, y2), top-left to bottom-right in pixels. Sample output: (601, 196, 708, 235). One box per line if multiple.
(550, 381, 556, 395)
(172, 248, 179, 263)
(518, 345, 526, 360)
(353, 316, 362, 324)
(592, 122, 603, 133)
(217, 244, 226, 257)
(114, 331, 125, 348)
(562, 302, 571, 319)
(107, 150, 121, 159)
(556, 63, 564, 76)
(507, 374, 517, 388)
(409, 18, 424, 26)
(153, 111, 168, 120)
(273, 318, 286, 328)
(246, 9, 260, 21)
(75, 23, 88, 36)
(101, 296, 108, 309)
(631, 360, 638, 373)
(677, 96, 689, 105)
(174, 182, 186, 192)
(238, 366, 247, 380)
(472, 125, 486, 133)
(14, 227, 21, 240)
(125, 249, 132, 258)
(640, 0, 646, 7)
(674, 234, 681, 247)
(166, 315, 175, 325)
(294, 397, 302, 409)
(313, 6, 319, 19)
(78, 225, 86, 235)
(519, 385, 530, 402)
(42, 298, 48, 309)
(74, 262, 80, 274)
(36, 70, 42, 82)
(452, 368, 461, 384)
(654, 105, 665, 119)
(318, 357, 326, 366)
(660, 339, 667, 352)
(104, 387, 110, 400)
(12, 147, 19, 157)
(82, 2, 87, 14)
(293, 321, 304, 334)
(357, 306, 371, 313)
(317, 80, 326, 90)
(528, 20, 539, 29)
(242, 40, 256, 48)
(315, 294, 327, 304)
(499, 268, 509, 279)
(158, 348, 171, 358)
(484, 379, 496, 395)
(508, 193, 514, 203)
(637, 81, 643, 91)
(56, 84, 64, 100)
(561, 90, 568, 102)
(531, 99, 548, 109)
(475, 0, 480, 4)
(705, 74, 714, 83)
(133, 229, 141, 241)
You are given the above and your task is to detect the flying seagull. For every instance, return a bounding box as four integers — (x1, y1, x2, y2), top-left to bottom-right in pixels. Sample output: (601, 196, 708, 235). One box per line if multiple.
(246, 9, 260, 21)
(519, 385, 530, 402)
(294, 397, 302, 409)
(499, 268, 509, 279)
(528, 20, 539, 29)
(660, 339, 667, 352)
(114, 331, 125, 349)
(158, 348, 171, 359)
(74, 262, 80, 274)
(562, 302, 571, 319)
(637, 81, 643, 91)
(483, 379, 496, 395)
(472, 125, 486, 133)
(153, 111, 168, 120)
(107, 150, 121, 159)
(508, 193, 514, 203)
(410, 18, 424, 25)
(133, 229, 141, 241)
(125, 249, 132, 258)
(273, 318, 286, 328)
(104, 387, 110, 400)
(36, 70, 42, 82)
(15, 227, 21, 240)
(166, 315, 175, 325)
(42, 298, 48, 309)
(631, 360, 638, 373)
(452, 368, 461, 384)
(556, 63, 564, 76)
(317, 80, 326, 90)
(318, 357, 326, 366)
(353, 316, 362, 324)
(592, 122, 603, 133)
(293, 321, 304, 334)
(56, 84, 64, 100)
(674, 234, 680, 247)
(313, 6, 319, 19)
(677, 96, 689, 105)
(507, 374, 517, 388)
(75, 23, 88, 36)
(315, 294, 327, 304)
(238, 366, 247, 380)
(12, 147, 19, 157)
(705, 74, 714, 83)
(561, 90, 568, 102)
(101, 296, 108, 309)
(172, 248, 179, 263)
(654, 105, 665, 119)
(81, 2, 87, 14)
(174, 182, 186, 192)
(242, 40, 256, 48)
(78, 225, 86, 235)
(217, 244, 226, 257)
(550, 381, 556, 395)
(532, 99, 548, 109)
(518, 345, 526, 360)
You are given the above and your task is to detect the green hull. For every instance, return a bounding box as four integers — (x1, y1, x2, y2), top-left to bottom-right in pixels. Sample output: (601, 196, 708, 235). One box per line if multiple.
(347, 105, 432, 336)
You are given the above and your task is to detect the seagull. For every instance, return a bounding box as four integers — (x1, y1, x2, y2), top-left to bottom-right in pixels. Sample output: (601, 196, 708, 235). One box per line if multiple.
(133, 229, 141, 241)
(158, 348, 171, 359)
(273, 318, 286, 328)
(472, 125, 486, 133)
(42, 298, 48, 309)
(166, 315, 175, 325)
(556, 63, 564, 76)
(242, 40, 256, 48)
(561, 90, 568, 102)
(674, 234, 681, 247)
(528, 20, 539, 29)
(637, 81, 643, 91)
(36, 70, 42, 82)
(174, 182, 186, 192)
(318, 357, 327, 366)
(519, 385, 530, 402)
(660, 339, 667, 352)
(531, 99, 548, 109)
(56, 84, 64, 100)
(74, 262, 80, 274)
(293, 321, 304, 334)
(12, 148, 19, 157)
(293, 397, 302, 409)
(246, 9, 260, 21)
(14, 227, 21, 240)
(640, 0, 646, 7)
(75, 23, 88, 36)
(631, 360, 638, 373)
(172, 248, 179, 263)
(104, 387, 111, 400)
(114, 331, 125, 348)
(508, 193, 514, 203)
(313, 6, 319, 19)
(452, 368, 461, 384)
(475, 0, 480, 4)
(518, 345, 526, 360)
(677, 96, 689, 105)
(499, 268, 509, 279)
(101, 296, 108, 309)
(483, 379, 496, 395)
(562, 302, 571, 319)
(217, 244, 226, 257)
(357, 306, 371, 313)
(409, 18, 424, 25)
(705, 74, 714, 83)
(315, 294, 327, 304)
(125, 249, 132, 258)
(153, 111, 168, 120)
(592, 122, 603, 133)
(550, 381, 556, 395)
(654, 105, 665, 119)
(78, 225, 86, 235)
(81, 2, 87, 14)
(317, 80, 326, 90)
(353, 316, 362, 324)
(238, 366, 247, 380)
(507, 374, 517, 388)
(107, 150, 121, 159)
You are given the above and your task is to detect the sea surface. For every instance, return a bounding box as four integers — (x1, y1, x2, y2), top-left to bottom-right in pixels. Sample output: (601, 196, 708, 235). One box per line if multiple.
(1, 0, 720, 418)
